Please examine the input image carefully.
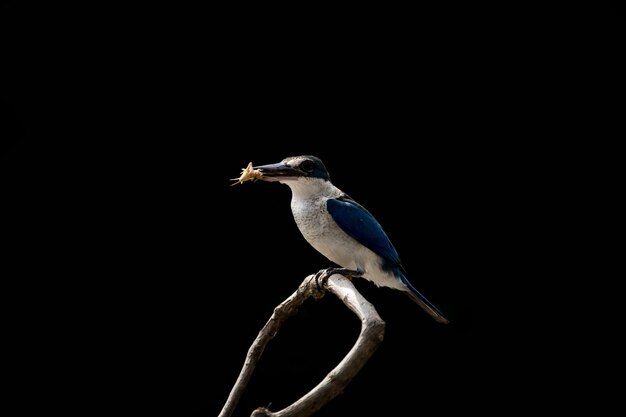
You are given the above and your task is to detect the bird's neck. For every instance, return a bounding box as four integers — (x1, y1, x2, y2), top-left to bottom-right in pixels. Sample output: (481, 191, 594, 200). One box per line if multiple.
(284, 177, 342, 201)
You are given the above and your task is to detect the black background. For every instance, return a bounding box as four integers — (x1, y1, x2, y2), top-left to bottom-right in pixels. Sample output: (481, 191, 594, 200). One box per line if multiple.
(0, 3, 479, 416)
(5, 2, 622, 416)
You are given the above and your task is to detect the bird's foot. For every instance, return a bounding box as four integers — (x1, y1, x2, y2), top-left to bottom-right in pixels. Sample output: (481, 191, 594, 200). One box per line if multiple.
(313, 267, 363, 291)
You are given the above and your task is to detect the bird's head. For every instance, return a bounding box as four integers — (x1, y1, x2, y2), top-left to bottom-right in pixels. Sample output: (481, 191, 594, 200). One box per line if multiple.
(253, 155, 330, 184)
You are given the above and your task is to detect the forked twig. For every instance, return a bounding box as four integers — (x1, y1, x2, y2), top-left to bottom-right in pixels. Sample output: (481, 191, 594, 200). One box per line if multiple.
(218, 273, 385, 417)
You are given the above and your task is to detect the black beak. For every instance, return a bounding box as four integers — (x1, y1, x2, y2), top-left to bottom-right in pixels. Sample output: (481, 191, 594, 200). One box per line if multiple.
(253, 162, 303, 182)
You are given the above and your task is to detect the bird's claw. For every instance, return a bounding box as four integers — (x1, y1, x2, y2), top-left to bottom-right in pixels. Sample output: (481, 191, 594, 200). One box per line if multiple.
(313, 269, 329, 293)
(314, 267, 363, 292)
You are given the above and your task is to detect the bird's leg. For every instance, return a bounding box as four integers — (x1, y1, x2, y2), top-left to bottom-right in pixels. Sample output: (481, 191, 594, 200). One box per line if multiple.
(327, 267, 363, 281)
(314, 267, 363, 291)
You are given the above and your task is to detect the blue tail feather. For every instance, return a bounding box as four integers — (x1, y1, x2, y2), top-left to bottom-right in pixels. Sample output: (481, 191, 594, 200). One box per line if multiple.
(399, 273, 449, 324)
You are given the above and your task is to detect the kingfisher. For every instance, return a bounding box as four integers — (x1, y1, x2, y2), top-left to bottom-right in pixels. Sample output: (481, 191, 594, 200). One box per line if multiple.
(250, 155, 449, 324)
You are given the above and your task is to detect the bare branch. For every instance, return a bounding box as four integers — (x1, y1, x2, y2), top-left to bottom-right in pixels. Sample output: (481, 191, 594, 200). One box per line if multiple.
(218, 272, 385, 417)
(218, 274, 323, 417)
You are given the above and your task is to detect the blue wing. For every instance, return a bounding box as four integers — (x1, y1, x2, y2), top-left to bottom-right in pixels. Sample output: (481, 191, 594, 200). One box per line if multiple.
(328, 196, 449, 323)
(327, 196, 404, 271)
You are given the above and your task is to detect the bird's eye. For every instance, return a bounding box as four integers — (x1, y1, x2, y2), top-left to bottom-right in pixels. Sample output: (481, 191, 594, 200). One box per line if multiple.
(300, 160, 314, 173)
